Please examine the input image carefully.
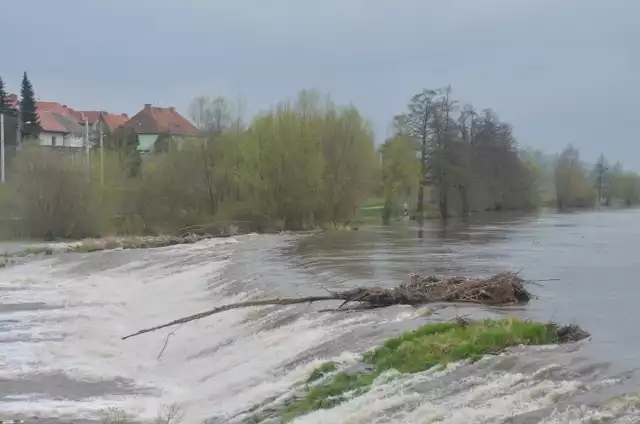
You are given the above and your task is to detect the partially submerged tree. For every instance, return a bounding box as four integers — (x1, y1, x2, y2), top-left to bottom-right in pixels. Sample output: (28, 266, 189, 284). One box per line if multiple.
(394, 89, 437, 220)
(394, 86, 537, 219)
(380, 135, 420, 222)
(554, 146, 595, 209)
(613, 172, 640, 206)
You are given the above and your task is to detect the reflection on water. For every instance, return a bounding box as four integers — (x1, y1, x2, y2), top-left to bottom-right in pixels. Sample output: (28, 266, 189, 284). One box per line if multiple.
(291, 210, 540, 287)
(292, 208, 640, 369)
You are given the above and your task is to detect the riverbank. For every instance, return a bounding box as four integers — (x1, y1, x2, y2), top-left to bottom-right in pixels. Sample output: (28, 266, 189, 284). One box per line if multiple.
(0, 233, 232, 267)
(248, 318, 589, 423)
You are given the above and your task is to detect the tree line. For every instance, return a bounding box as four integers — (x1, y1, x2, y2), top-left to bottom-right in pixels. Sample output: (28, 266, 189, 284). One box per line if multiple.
(0, 85, 638, 240)
(381, 86, 640, 220)
(0, 91, 377, 238)
(383, 86, 538, 221)
(0, 72, 41, 141)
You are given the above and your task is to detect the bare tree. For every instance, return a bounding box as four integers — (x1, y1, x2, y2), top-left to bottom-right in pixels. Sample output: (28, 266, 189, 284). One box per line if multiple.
(394, 86, 539, 218)
(188, 95, 212, 132)
(455, 104, 478, 216)
(394, 89, 437, 220)
(428, 86, 458, 219)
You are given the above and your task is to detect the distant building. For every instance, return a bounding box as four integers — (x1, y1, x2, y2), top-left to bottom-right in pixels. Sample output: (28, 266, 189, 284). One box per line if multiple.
(35, 102, 129, 148)
(100, 112, 129, 134)
(6, 94, 19, 110)
(37, 102, 85, 148)
(1, 94, 21, 147)
(123, 104, 199, 152)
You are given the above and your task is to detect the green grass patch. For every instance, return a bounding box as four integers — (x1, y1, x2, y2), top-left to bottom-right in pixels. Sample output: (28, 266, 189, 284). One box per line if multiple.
(359, 197, 386, 209)
(283, 372, 375, 422)
(71, 243, 104, 253)
(280, 318, 585, 421)
(306, 361, 338, 383)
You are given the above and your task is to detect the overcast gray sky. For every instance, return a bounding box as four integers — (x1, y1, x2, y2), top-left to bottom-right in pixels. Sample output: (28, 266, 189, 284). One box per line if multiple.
(2, 1, 639, 168)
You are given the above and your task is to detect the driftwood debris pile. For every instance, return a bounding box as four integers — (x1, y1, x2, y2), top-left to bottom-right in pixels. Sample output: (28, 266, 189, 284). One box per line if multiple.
(338, 272, 531, 307)
(122, 272, 532, 340)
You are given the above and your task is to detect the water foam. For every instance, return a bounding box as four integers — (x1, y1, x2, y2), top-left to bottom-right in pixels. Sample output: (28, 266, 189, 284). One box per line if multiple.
(0, 237, 386, 423)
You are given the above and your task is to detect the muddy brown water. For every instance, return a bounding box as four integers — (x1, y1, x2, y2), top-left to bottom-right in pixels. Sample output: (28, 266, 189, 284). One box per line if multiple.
(0, 209, 639, 423)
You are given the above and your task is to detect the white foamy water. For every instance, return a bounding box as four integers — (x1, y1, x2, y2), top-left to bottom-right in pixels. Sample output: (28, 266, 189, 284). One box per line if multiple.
(0, 236, 389, 423)
(0, 233, 638, 424)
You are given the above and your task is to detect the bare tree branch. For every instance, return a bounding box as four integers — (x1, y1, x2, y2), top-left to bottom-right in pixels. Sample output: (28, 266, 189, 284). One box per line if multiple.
(122, 272, 534, 340)
(122, 296, 336, 340)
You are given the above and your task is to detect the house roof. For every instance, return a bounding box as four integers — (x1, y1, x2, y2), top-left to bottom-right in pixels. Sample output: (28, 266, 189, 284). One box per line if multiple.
(36, 101, 129, 135)
(38, 110, 68, 133)
(37, 101, 77, 118)
(37, 102, 85, 135)
(101, 112, 129, 131)
(53, 113, 85, 136)
(7, 94, 19, 109)
(124, 104, 198, 135)
(76, 110, 102, 123)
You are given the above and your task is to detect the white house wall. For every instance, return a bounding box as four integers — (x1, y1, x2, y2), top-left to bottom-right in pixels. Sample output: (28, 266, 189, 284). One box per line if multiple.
(64, 135, 84, 148)
(39, 132, 65, 147)
(39, 132, 85, 148)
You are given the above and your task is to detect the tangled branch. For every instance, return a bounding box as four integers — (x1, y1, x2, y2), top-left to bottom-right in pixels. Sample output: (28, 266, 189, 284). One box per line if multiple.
(122, 272, 533, 340)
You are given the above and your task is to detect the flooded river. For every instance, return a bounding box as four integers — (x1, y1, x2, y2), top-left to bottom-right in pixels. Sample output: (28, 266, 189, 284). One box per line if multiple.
(0, 209, 639, 423)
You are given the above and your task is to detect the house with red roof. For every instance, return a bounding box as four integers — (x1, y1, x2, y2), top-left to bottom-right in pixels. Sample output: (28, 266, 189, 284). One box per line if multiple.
(123, 104, 198, 152)
(72, 110, 129, 141)
(6, 94, 19, 110)
(0, 94, 21, 146)
(37, 102, 86, 147)
(35, 102, 129, 148)
(100, 112, 129, 133)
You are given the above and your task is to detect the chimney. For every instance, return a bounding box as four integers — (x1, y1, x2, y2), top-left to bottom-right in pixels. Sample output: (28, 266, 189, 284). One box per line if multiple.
(144, 103, 152, 109)
(62, 105, 68, 108)
(169, 107, 175, 112)
(122, 113, 128, 117)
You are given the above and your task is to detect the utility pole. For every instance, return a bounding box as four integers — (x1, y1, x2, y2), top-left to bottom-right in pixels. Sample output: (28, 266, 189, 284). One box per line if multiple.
(595, 156, 608, 209)
(16, 108, 21, 150)
(84, 117, 91, 177)
(1, 113, 5, 183)
(99, 120, 104, 185)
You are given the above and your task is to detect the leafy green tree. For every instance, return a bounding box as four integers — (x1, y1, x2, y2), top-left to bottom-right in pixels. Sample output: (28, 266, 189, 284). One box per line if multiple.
(318, 104, 376, 224)
(0, 76, 9, 110)
(105, 127, 141, 177)
(380, 136, 420, 222)
(20, 72, 40, 139)
(554, 146, 595, 209)
(613, 172, 640, 206)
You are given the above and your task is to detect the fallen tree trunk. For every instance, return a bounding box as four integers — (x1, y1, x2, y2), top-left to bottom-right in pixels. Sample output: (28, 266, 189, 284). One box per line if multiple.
(122, 272, 533, 340)
(122, 296, 336, 340)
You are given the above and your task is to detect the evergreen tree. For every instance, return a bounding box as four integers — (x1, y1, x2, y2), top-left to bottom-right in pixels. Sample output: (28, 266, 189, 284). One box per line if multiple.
(0, 76, 9, 110)
(20, 72, 40, 138)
